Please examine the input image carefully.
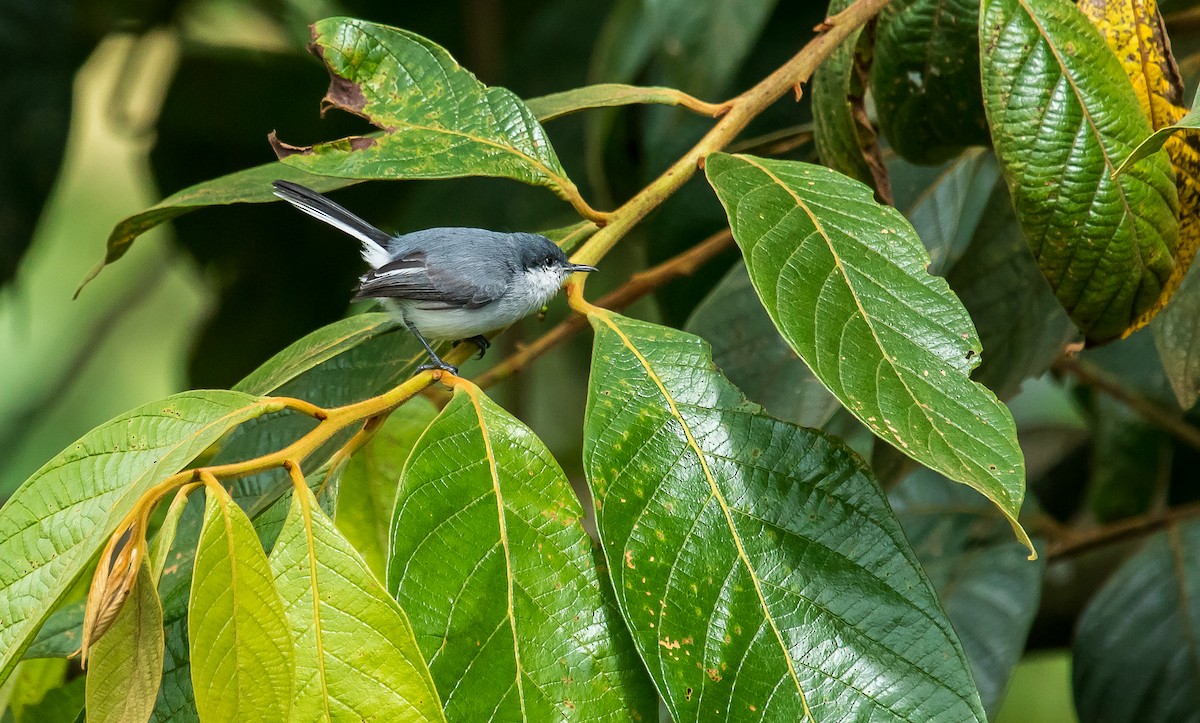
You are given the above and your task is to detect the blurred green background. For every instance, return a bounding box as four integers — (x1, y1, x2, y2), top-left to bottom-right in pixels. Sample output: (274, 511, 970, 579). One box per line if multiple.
(0, 0, 1085, 718)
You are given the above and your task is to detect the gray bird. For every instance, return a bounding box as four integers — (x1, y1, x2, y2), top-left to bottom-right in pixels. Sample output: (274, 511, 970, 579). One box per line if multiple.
(272, 180, 596, 374)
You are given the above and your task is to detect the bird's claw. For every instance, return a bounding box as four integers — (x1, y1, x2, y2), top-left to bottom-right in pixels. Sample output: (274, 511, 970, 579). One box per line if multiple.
(453, 335, 490, 359)
(418, 361, 459, 376)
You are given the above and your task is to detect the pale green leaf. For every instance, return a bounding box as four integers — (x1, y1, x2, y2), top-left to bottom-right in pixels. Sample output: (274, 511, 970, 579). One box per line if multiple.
(269, 484, 444, 722)
(389, 383, 656, 721)
(705, 152, 1032, 554)
(582, 310, 986, 721)
(0, 391, 271, 685)
(86, 562, 164, 723)
(336, 398, 437, 580)
(525, 83, 720, 121)
(188, 491, 293, 722)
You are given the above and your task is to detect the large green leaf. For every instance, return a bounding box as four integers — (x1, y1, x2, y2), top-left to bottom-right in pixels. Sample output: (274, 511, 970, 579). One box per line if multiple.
(705, 152, 1031, 553)
(148, 317, 428, 722)
(276, 18, 581, 209)
(23, 602, 84, 661)
(388, 383, 656, 721)
(188, 491, 293, 722)
(980, 0, 1178, 342)
(1073, 519, 1200, 722)
(890, 470, 1043, 718)
(0, 391, 271, 685)
(85, 562, 164, 723)
(78, 164, 357, 294)
(269, 484, 444, 722)
(685, 263, 839, 428)
(582, 310, 986, 721)
(336, 397, 437, 580)
(872, 0, 990, 164)
(946, 183, 1076, 399)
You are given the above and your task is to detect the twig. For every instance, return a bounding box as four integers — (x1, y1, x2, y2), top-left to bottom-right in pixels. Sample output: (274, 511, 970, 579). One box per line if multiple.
(567, 0, 890, 270)
(475, 229, 735, 388)
(1054, 356, 1200, 451)
(1046, 500, 1200, 560)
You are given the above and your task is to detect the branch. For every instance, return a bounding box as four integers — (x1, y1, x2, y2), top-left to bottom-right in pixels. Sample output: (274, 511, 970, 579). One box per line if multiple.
(475, 228, 735, 388)
(567, 0, 890, 269)
(1054, 356, 1200, 451)
(1045, 501, 1200, 560)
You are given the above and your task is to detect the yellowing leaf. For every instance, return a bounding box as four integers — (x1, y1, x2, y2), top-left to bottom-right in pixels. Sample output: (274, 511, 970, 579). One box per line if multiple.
(85, 562, 164, 723)
(1081, 0, 1200, 333)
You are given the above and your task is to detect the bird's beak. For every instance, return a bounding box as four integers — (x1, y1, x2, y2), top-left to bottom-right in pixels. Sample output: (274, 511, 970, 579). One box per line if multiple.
(564, 263, 599, 274)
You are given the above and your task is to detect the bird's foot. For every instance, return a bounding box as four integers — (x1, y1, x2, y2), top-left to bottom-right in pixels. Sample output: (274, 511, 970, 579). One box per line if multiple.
(418, 359, 459, 376)
(452, 335, 490, 359)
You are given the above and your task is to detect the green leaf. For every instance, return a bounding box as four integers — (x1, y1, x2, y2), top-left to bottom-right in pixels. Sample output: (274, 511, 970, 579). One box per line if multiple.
(79, 164, 356, 295)
(685, 263, 839, 428)
(85, 562, 164, 723)
(13, 675, 84, 723)
(389, 383, 656, 721)
(872, 0, 990, 164)
(276, 18, 582, 209)
(980, 0, 1179, 342)
(269, 484, 445, 722)
(1154, 262, 1200, 409)
(233, 313, 401, 396)
(946, 182, 1077, 399)
(0, 391, 271, 685)
(1073, 519, 1200, 722)
(1085, 396, 1163, 522)
(22, 601, 83, 661)
(1114, 92, 1200, 177)
(337, 398, 437, 580)
(188, 490, 293, 722)
(705, 152, 1032, 554)
(905, 149, 1001, 276)
(582, 310, 986, 721)
(811, 0, 888, 193)
(890, 470, 1044, 718)
(7, 658, 67, 717)
(525, 83, 721, 121)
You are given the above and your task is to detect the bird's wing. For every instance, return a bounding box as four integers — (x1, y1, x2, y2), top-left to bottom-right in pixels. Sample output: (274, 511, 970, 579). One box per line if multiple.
(353, 250, 511, 308)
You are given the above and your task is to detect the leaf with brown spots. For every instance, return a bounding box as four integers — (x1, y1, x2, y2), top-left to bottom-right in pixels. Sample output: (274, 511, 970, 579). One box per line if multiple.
(275, 18, 589, 216)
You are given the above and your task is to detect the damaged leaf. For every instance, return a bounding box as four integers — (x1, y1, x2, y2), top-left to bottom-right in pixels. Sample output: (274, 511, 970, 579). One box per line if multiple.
(276, 18, 591, 216)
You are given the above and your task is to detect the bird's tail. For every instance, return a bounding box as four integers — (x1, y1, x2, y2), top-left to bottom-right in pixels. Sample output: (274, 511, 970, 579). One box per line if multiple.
(272, 180, 392, 267)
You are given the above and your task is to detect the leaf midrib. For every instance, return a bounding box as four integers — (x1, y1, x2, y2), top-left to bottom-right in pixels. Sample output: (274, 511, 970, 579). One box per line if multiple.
(733, 156, 991, 496)
(594, 311, 813, 720)
(459, 388, 529, 723)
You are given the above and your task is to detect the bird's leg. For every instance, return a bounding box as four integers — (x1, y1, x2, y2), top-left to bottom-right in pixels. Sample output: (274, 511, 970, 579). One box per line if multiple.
(404, 316, 458, 375)
(453, 335, 490, 359)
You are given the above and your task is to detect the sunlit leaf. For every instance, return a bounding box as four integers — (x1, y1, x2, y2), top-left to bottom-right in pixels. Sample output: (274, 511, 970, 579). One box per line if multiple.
(337, 398, 437, 579)
(270, 484, 444, 722)
(1074, 519, 1200, 722)
(705, 152, 1032, 553)
(0, 391, 271, 685)
(276, 18, 585, 212)
(525, 83, 721, 121)
(891, 470, 1044, 718)
(583, 309, 986, 721)
(189, 490, 293, 722)
(80, 164, 357, 294)
(389, 382, 656, 721)
(980, 0, 1179, 341)
(85, 562, 164, 723)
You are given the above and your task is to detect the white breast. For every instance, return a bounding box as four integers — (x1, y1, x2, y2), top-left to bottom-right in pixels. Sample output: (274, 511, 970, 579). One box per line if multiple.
(389, 266, 568, 340)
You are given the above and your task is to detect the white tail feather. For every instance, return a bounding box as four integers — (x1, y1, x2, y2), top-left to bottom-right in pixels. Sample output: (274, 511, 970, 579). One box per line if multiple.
(272, 191, 392, 268)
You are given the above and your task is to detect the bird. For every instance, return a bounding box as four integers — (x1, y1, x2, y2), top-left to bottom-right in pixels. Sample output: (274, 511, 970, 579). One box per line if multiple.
(271, 180, 597, 374)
